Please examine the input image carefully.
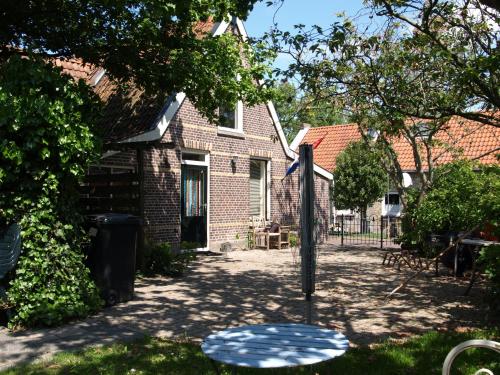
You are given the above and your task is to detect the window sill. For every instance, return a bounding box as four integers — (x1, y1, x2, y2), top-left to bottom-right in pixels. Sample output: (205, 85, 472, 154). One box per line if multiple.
(217, 127, 245, 139)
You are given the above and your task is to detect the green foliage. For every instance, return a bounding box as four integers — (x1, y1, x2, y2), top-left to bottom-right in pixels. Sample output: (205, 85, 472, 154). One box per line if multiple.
(409, 161, 500, 244)
(0, 55, 102, 328)
(272, 82, 346, 142)
(0, 55, 101, 198)
(289, 232, 298, 248)
(1, 0, 274, 119)
(479, 245, 500, 317)
(142, 242, 196, 277)
(6, 202, 102, 328)
(2, 329, 499, 375)
(266, 0, 499, 206)
(332, 140, 388, 212)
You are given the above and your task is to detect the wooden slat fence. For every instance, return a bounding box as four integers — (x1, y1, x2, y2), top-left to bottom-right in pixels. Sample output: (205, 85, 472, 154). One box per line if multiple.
(79, 172, 140, 215)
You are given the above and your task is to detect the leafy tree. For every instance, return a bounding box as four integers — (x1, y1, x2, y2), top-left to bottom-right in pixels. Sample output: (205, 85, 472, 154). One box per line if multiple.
(273, 82, 346, 142)
(408, 160, 499, 245)
(1, 0, 274, 119)
(265, 0, 499, 208)
(0, 55, 102, 327)
(332, 141, 388, 221)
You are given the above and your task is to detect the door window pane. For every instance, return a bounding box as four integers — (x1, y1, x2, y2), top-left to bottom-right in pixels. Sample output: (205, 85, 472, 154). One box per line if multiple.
(183, 168, 206, 217)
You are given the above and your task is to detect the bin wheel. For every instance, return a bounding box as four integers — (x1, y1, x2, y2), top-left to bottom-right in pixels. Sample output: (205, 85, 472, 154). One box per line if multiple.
(106, 291, 118, 306)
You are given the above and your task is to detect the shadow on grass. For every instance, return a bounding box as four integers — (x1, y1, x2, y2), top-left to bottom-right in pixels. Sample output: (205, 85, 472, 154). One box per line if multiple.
(2, 329, 499, 375)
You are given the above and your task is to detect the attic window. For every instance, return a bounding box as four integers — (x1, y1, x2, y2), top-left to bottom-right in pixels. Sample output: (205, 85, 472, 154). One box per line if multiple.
(218, 101, 243, 134)
(219, 104, 236, 128)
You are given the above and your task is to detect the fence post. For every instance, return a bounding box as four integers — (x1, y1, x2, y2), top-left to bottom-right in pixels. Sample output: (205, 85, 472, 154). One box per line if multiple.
(340, 214, 344, 246)
(380, 215, 384, 249)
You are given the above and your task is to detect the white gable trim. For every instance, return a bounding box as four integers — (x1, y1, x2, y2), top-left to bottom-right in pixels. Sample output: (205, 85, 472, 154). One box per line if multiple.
(117, 92, 186, 144)
(290, 127, 310, 152)
(212, 19, 231, 36)
(105, 17, 334, 181)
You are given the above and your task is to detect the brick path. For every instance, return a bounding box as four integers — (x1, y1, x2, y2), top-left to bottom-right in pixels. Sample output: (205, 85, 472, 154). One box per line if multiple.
(0, 243, 488, 371)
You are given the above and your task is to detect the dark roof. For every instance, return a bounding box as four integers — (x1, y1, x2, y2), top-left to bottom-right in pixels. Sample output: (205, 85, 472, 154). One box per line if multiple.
(53, 18, 216, 143)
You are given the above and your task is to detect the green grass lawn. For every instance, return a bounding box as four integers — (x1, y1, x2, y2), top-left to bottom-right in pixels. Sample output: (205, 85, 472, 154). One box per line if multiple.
(1, 329, 498, 375)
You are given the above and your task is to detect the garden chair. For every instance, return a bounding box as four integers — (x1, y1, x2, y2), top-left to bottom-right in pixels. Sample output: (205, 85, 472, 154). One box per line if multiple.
(247, 216, 268, 249)
(442, 339, 500, 375)
(253, 222, 291, 250)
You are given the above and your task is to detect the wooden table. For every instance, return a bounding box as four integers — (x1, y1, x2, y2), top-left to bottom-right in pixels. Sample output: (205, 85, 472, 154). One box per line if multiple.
(202, 323, 349, 372)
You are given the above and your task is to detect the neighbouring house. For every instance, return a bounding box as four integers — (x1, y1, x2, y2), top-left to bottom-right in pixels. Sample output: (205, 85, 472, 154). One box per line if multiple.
(291, 117, 500, 224)
(57, 17, 333, 251)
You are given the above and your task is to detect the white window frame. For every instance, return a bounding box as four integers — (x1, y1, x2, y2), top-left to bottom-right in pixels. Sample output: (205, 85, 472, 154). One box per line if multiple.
(180, 149, 211, 251)
(217, 100, 244, 136)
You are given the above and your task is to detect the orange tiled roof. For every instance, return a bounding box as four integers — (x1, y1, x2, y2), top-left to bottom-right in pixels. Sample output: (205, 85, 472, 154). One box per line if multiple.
(300, 116, 500, 171)
(53, 58, 98, 81)
(300, 124, 362, 171)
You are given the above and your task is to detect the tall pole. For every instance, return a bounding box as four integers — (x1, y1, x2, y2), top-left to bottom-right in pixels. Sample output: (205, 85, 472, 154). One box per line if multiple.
(299, 144, 315, 325)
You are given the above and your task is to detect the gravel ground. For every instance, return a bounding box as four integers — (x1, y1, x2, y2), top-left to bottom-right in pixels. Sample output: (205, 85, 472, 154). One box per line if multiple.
(0, 241, 491, 370)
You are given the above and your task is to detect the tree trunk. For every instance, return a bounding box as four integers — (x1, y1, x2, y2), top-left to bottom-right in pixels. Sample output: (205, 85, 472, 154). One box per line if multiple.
(360, 206, 368, 234)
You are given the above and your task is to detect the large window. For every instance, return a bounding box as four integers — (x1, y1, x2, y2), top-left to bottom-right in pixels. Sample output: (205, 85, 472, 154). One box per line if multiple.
(250, 159, 267, 218)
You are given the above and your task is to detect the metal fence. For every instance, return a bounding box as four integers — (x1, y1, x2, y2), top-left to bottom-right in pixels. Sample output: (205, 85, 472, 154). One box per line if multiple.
(330, 215, 402, 249)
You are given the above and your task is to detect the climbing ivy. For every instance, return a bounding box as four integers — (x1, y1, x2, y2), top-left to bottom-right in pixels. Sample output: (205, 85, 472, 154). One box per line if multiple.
(0, 55, 102, 328)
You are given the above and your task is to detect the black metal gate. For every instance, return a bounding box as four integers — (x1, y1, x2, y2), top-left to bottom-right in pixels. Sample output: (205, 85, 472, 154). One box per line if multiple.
(331, 215, 402, 249)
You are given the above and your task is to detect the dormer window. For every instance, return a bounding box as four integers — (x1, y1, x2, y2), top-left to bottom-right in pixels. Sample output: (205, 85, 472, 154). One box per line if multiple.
(218, 101, 244, 136)
(413, 122, 432, 138)
(367, 128, 380, 140)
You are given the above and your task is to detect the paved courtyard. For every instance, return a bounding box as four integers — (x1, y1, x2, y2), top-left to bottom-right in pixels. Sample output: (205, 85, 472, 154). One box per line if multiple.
(0, 243, 489, 370)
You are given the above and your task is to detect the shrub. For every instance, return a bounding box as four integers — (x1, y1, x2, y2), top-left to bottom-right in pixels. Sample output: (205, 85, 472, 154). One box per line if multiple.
(142, 242, 196, 277)
(0, 55, 103, 328)
(401, 161, 500, 256)
(478, 244, 500, 318)
(6, 201, 102, 328)
(289, 232, 299, 248)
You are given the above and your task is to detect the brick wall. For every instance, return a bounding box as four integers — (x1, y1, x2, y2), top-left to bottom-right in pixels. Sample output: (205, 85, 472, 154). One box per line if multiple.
(136, 98, 331, 250)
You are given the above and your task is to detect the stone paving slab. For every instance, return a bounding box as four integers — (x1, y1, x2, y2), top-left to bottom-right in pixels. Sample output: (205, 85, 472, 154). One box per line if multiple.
(0, 244, 489, 371)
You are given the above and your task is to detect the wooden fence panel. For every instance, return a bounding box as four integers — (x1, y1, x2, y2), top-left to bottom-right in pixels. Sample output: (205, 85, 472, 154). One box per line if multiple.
(79, 172, 141, 215)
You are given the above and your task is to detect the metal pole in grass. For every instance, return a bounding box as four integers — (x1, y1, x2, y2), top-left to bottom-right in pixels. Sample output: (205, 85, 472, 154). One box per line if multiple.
(299, 144, 315, 325)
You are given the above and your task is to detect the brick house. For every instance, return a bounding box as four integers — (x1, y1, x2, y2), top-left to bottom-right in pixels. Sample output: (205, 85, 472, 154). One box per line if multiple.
(291, 117, 500, 224)
(60, 18, 333, 251)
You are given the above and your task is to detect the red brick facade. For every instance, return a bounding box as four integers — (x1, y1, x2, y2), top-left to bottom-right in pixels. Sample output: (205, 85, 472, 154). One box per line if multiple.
(102, 98, 331, 250)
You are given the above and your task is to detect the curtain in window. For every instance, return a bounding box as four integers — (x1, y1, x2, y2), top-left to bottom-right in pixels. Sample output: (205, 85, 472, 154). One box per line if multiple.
(183, 168, 205, 217)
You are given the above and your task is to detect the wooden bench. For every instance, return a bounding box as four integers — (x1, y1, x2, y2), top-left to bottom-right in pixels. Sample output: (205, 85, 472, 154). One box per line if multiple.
(248, 217, 290, 250)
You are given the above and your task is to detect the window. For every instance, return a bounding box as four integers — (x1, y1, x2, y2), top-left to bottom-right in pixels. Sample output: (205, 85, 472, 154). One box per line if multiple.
(249, 159, 267, 218)
(385, 192, 400, 205)
(219, 104, 236, 128)
(412, 122, 432, 138)
(218, 101, 243, 133)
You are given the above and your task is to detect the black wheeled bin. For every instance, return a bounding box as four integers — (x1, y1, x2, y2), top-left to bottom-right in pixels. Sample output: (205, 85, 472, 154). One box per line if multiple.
(85, 213, 142, 306)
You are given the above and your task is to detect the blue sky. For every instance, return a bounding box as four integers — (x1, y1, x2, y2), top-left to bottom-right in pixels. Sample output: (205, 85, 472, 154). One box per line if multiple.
(245, 1, 366, 38)
(244, 1, 367, 69)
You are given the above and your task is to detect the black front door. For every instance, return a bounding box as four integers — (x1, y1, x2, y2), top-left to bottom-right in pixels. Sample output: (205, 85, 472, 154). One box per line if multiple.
(181, 164, 207, 248)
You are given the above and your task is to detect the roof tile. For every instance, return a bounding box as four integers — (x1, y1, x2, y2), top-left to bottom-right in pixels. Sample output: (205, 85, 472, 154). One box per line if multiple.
(299, 117, 500, 171)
